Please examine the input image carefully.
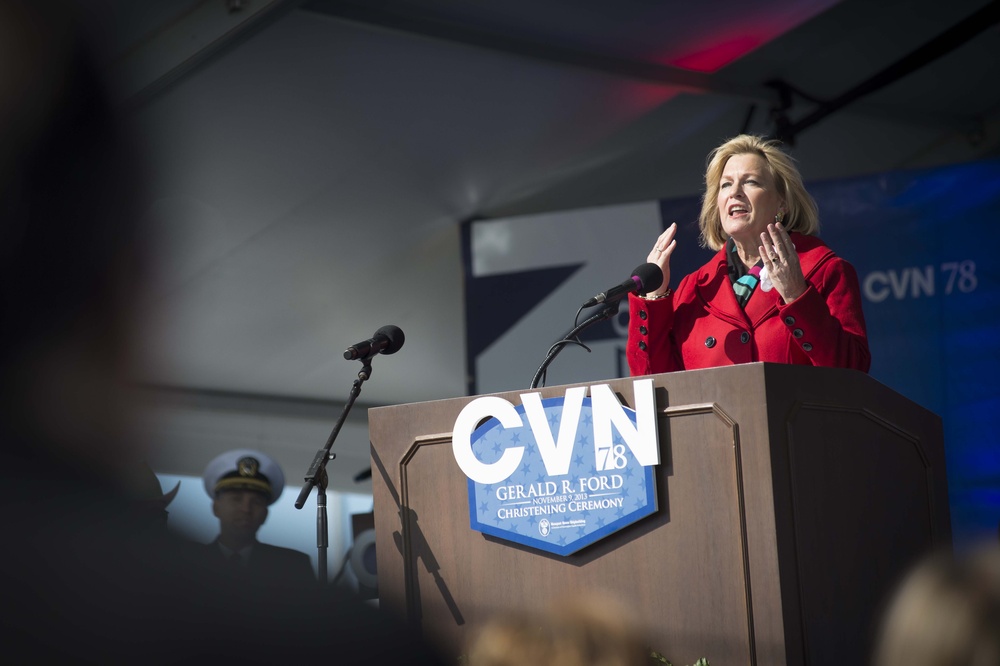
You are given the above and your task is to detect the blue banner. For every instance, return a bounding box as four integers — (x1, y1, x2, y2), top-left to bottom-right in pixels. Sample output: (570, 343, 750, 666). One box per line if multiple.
(809, 159, 1000, 551)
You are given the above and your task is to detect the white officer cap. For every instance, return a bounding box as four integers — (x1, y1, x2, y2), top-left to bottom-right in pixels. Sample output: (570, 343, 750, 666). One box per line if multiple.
(202, 449, 285, 505)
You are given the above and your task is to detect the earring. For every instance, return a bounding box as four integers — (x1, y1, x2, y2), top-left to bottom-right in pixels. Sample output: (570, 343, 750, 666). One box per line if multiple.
(775, 211, 785, 224)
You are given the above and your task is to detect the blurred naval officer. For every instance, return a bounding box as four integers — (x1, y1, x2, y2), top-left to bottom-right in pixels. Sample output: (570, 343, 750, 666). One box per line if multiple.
(201, 449, 316, 588)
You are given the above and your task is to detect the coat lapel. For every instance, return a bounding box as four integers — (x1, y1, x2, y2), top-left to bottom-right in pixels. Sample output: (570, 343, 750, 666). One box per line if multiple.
(745, 283, 780, 328)
(695, 251, 750, 328)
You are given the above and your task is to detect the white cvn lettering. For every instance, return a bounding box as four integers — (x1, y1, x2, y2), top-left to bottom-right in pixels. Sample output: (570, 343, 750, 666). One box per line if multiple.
(863, 266, 935, 302)
(452, 378, 660, 485)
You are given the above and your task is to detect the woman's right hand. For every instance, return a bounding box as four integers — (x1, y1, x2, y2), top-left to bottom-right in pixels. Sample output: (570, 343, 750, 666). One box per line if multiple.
(644, 223, 676, 296)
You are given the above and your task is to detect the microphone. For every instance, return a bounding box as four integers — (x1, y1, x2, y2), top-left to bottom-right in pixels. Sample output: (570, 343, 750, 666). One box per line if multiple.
(344, 325, 405, 360)
(582, 263, 663, 308)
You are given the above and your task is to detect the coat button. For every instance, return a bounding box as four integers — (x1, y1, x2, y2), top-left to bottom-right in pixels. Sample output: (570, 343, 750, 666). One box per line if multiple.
(639, 310, 647, 320)
(784, 316, 796, 326)
(792, 328, 804, 338)
(638, 341, 647, 351)
(802, 342, 813, 352)
(705, 336, 716, 348)
(740, 331, 750, 344)
(639, 326, 647, 335)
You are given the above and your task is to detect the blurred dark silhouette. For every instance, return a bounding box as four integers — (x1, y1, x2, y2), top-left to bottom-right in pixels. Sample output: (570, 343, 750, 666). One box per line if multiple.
(0, 0, 150, 485)
(128, 463, 181, 535)
(0, 2, 443, 662)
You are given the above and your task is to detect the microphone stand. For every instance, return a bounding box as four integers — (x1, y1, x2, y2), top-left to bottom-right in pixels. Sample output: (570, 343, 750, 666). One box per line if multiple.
(529, 302, 620, 389)
(295, 354, 376, 586)
(314, 466, 329, 583)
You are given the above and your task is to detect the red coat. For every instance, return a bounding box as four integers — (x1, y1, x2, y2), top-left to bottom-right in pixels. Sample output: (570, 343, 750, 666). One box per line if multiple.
(627, 233, 870, 375)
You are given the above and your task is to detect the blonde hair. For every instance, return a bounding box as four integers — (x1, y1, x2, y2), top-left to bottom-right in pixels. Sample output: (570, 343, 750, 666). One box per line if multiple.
(698, 134, 819, 250)
(873, 545, 1000, 666)
(464, 592, 651, 666)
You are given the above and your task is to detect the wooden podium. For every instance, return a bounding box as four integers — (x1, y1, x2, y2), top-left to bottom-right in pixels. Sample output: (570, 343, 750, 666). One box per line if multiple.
(367, 364, 950, 665)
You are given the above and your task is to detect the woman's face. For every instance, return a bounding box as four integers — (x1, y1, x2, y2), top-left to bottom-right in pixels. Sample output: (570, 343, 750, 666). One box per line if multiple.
(717, 153, 785, 244)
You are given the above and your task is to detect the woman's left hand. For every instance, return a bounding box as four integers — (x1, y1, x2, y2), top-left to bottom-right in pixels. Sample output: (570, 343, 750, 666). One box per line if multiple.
(760, 222, 807, 302)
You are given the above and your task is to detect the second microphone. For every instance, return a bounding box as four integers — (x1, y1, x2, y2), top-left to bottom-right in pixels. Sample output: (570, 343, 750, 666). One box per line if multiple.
(344, 325, 406, 360)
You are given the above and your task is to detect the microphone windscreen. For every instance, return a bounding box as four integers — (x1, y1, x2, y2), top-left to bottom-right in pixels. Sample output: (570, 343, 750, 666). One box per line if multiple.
(375, 324, 405, 354)
(631, 263, 663, 294)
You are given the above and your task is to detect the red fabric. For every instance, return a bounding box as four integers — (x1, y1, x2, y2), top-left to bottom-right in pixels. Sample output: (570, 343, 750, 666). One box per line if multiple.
(627, 233, 870, 375)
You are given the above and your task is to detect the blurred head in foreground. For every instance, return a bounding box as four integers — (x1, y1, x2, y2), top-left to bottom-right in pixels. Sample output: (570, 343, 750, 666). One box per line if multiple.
(873, 544, 1000, 666)
(0, 0, 149, 487)
(464, 591, 651, 666)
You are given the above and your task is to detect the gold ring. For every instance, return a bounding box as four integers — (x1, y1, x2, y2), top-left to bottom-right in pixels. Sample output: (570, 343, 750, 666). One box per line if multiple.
(770, 253, 779, 261)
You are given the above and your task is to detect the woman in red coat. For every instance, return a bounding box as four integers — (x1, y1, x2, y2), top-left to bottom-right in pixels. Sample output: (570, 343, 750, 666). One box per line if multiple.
(627, 134, 870, 375)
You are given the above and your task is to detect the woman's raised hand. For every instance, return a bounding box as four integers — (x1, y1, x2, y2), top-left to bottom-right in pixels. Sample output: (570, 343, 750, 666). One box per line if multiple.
(759, 222, 806, 302)
(644, 223, 677, 296)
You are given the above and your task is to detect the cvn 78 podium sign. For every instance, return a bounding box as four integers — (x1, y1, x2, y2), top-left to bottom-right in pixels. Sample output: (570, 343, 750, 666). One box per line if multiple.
(452, 378, 660, 556)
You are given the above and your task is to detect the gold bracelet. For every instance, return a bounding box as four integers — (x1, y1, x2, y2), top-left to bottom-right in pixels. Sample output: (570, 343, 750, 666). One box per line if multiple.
(643, 289, 671, 300)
